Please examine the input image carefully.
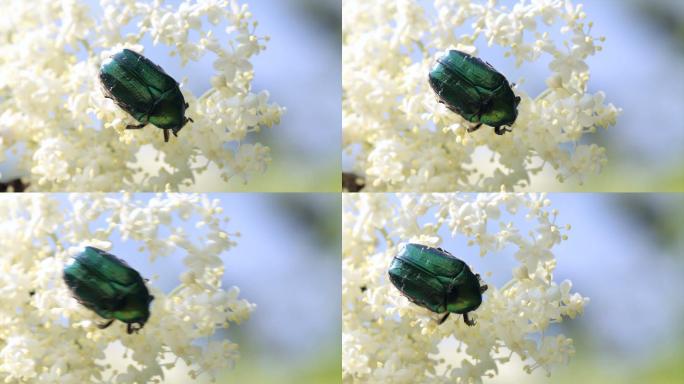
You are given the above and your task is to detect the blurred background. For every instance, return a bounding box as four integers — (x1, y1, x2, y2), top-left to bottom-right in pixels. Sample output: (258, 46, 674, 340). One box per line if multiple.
(419, 194, 684, 383)
(211, 0, 341, 192)
(342, 0, 684, 192)
(0, 0, 341, 192)
(211, 193, 341, 384)
(59, 193, 341, 384)
(522, 0, 684, 191)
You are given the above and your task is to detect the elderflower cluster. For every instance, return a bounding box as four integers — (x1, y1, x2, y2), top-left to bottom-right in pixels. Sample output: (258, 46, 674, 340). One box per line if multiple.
(0, 193, 255, 383)
(0, 0, 283, 191)
(343, 0, 619, 191)
(342, 193, 588, 383)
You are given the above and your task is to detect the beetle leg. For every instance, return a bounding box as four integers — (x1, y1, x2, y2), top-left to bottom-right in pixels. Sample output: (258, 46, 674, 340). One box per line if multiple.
(343, 172, 365, 192)
(480, 283, 488, 294)
(97, 319, 115, 329)
(438, 313, 450, 325)
(463, 313, 476, 326)
(185, 102, 189, 108)
(163, 129, 170, 142)
(127, 323, 133, 334)
(494, 126, 512, 135)
(125, 123, 146, 130)
(467, 123, 482, 132)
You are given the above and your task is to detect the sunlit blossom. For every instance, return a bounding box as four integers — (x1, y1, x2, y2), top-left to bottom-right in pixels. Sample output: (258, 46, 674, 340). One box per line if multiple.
(343, 0, 619, 191)
(342, 193, 588, 383)
(0, 0, 283, 191)
(0, 194, 254, 382)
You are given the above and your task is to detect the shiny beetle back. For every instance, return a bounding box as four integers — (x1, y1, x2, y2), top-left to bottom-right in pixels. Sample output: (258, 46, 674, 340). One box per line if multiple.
(388, 243, 487, 326)
(429, 50, 520, 135)
(99, 49, 193, 142)
(63, 246, 153, 334)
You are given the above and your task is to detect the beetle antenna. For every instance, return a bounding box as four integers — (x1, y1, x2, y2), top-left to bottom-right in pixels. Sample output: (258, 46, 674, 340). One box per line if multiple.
(437, 247, 451, 255)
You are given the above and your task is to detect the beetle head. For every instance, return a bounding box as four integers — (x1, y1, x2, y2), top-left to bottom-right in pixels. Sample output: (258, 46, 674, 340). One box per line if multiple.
(476, 274, 488, 294)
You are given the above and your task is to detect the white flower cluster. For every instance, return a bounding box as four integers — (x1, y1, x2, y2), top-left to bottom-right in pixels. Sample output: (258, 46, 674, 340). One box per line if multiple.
(342, 193, 588, 383)
(0, 193, 255, 383)
(343, 0, 619, 191)
(0, 0, 283, 191)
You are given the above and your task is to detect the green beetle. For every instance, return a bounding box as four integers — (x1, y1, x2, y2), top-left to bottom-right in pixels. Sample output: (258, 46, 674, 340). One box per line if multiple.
(429, 50, 520, 135)
(388, 243, 487, 326)
(99, 49, 193, 142)
(63, 246, 154, 334)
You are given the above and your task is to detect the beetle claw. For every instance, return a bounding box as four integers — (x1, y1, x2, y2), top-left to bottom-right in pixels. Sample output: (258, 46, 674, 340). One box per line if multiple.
(127, 323, 143, 334)
(494, 126, 512, 135)
(463, 313, 476, 326)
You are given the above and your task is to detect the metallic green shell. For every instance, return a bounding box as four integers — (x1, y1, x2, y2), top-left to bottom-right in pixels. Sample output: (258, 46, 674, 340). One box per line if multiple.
(388, 243, 483, 315)
(99, 49, 191, 141)
(428, 50, 520, 134)
(63, 246, 153, 333)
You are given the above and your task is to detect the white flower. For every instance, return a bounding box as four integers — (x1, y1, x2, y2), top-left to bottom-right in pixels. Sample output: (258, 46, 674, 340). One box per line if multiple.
(0, 0, 284, 191)
(342, 193, 588, 382)
(343, 0, 620, 191)
(0, 194, 254, 383)
(30, 138, 72, 185)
